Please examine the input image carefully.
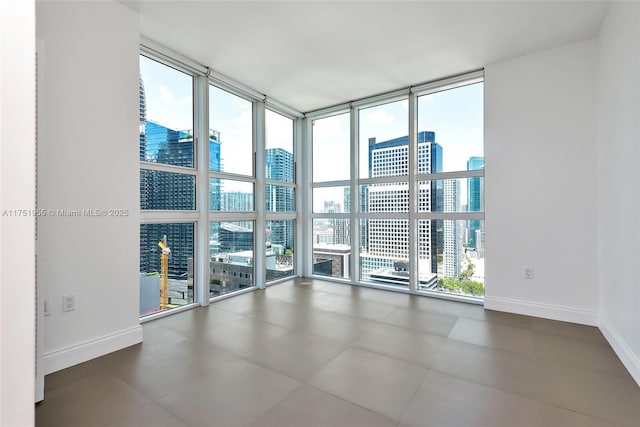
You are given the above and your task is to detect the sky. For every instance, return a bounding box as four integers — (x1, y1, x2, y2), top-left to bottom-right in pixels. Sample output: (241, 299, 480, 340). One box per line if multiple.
(141, 55, 483, 211)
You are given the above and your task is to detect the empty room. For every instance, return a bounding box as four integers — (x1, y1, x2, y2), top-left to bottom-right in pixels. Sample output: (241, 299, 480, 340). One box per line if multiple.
(1, 1, 639, 426)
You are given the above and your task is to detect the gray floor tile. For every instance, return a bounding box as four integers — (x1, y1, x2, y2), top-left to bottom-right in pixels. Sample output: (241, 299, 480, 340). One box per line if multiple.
(153, 305, 245, 338)
(460, 304, 533, 329)
(249, 299, 324, 329)
(381, 307, 458, 337)
(211, 290, 273, 316)
(405, 296, 467, 317)
(243, 330, 348, 381)
(318, 292, 400, 321)
(37, 371, 150, 427)
(200, 315, 289, 357)
(538, 360, 637, 426)
(309, 280, 366, 297)
(43, 356, 110, 393)
(431, 339, 541, 400)
(531, 317, 607, 345)
(533, 331, 629, 377)
(401, 371, 543, 427)
(252, 385, 397, 427)
(309, 347, 427, 422)
(295, 311, 380, 344)
(108, 340, 237, 400)
(448, 317, 534, 355)
(353, 322, 446, 369)
(357, 287, 415, 307)
(263, 282, 316, 304)
(105, 403, 189, 427)
(540, 404, 617, 427)
(157, 358, 300, 427)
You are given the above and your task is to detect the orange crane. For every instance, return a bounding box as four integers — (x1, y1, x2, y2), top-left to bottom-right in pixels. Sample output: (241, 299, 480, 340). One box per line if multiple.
(158, 235, 171, 309)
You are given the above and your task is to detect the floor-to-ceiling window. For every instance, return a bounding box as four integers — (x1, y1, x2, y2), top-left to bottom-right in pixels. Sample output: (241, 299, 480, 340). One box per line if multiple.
(208, 85, 257, 298)
(309, 72, 484, 299)
(265, 109, 296, 283)
(139, 55, 197, 316)
(416, 81, 484, 297)
(358, 99, 411, 288)
(311, 112, 351, 279)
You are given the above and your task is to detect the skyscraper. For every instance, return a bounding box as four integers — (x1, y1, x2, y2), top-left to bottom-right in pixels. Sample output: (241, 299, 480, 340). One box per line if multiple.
(362, 131, 442, 281)
(265, 148, 294, 249)
(443, 179, 462, 277)
(467, 156, 484, 249)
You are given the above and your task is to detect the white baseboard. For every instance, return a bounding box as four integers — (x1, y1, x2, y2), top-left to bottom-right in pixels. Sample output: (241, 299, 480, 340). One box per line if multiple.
(598, 316, 640, 386)
(44, 325, 143, 375)
(484, 296, 598, 326)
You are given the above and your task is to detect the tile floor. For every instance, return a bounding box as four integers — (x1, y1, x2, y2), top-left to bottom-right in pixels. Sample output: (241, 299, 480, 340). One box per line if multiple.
(36, 279, 640, 427)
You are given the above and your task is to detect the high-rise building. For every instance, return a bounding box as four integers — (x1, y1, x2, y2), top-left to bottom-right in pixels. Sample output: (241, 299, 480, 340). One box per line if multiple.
(265, 148, 294, 249)
(443, 179, 462, 277)
(363, 131, 442, 281)
(222, 191, 253, 212)
(139, 76, 147, 162)
(219, 222, 254, 252)
(467, 156, 484, 249)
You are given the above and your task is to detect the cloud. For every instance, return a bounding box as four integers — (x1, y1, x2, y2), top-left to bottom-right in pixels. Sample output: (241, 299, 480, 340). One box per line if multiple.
(265, 110, 293, 150)
(159, 85, 175, 103)
(233, 107, 252, 128)
(366, 109, 394, 125)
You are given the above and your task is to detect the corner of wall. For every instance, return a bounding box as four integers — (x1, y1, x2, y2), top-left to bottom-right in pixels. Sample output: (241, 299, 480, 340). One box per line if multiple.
(599, 315, 640, 386)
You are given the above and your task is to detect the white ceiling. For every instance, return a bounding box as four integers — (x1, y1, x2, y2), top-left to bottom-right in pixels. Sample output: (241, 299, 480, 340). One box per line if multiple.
(123, 1, 609, 113)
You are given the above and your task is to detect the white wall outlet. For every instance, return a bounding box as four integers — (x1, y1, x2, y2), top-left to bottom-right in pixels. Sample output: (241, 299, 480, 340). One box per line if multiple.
(524, 267, 534, 280)
(62, 294, 76, 312)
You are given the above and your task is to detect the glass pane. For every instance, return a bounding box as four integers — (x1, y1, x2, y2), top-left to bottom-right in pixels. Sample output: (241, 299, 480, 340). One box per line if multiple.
(313, 186, 350, 213)
(209, 178, 254, 211)
(266, 184, 295, 212)
(418, 219, 485, 297)
(418, 177, 484, 213)
(359, 218, 409, 288)
(266, 220, 295, 282)
(139, 223, 194, 317)
(140, 169, 195, 210)
(361, 182, 409, 213)
(266, 110, 294, 182)
(312, 218, 350, 279)
(209, 221, 254, 297)
(359, 99, 408, 179)
(139, 56, 194, 167)
(313, 113, 350, 182)
(417, 83, 484, 173)
(209, 85, 253, 176)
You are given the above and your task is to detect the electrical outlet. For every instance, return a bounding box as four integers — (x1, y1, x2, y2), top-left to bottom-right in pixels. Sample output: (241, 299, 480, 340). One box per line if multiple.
(524, 267, 534, 280)
(62, 294, 76, 312)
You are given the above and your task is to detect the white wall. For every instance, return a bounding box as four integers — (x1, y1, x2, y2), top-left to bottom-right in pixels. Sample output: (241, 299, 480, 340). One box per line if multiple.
(0, 0, 36, 424)
(484, 39, 599, 325)
(37, 1, 142, 374)
(596, 2, 640, 385)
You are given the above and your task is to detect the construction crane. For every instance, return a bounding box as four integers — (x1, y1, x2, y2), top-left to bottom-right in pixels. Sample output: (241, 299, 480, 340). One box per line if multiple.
(158, 235, 171, 309)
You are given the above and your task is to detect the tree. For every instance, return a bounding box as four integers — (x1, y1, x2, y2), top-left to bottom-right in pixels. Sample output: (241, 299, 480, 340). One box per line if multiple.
(437, 277, 484, 296)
